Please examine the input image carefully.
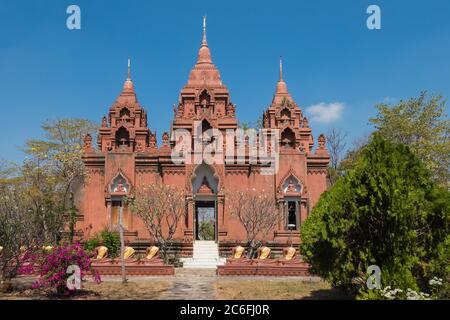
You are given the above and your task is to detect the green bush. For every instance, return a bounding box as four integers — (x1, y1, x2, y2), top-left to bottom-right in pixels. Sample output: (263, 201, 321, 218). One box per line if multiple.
(100, 230, 121, 258)
(300, 134, 450, 298)
(84, 229, 121, 258)
(84, 236, 100, 252)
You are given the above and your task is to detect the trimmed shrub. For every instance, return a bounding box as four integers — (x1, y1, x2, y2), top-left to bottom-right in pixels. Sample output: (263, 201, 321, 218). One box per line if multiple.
(301, 134, 450, 298)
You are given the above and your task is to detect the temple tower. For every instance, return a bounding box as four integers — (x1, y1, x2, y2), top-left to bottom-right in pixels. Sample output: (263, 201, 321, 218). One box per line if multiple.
(262, 58, 329, 243)
(82, 60, 155, 238)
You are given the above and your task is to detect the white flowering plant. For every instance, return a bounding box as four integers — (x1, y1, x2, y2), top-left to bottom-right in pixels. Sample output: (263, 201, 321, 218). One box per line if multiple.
(358, 277, 445, 300)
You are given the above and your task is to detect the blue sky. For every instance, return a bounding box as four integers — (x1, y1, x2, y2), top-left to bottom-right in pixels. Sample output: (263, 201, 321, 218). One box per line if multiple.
(1, 0, 449, 163)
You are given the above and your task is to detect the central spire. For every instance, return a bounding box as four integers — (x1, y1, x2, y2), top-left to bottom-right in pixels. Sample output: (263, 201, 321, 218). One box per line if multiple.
(122, 57, 135, 95)
(279, 56, 283, 81)
(202, 15, 207, 46)
(127, 57, 131, 80)
(276, 56, 288, 94)
(197, 16, 212, 64)
(185, 17, 223, 88)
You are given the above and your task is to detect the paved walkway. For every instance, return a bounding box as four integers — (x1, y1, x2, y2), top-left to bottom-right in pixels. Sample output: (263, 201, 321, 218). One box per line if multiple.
(159, 269, 217, 300)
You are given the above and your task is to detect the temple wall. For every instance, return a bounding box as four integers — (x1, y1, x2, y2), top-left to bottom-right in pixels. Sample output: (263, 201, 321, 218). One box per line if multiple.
(79, 155, 328, 248)
(105, 153, 135, 186)
(306, 170, 328, 209)
(276, 152, 307, 188)
(80, 169, 106, 238)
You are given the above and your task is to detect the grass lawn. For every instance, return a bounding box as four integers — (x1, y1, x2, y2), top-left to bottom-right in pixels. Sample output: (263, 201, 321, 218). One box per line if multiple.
(80, 280, 171, 300)
(0, 278, 171, 300)
(215, 279, 349, 300)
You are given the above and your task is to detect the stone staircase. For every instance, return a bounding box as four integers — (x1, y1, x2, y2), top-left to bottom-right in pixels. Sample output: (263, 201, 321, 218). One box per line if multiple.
(181, 241, 226, 269)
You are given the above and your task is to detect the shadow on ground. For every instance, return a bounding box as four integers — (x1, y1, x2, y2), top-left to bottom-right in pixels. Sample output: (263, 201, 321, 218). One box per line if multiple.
(300, 288, 350, 300)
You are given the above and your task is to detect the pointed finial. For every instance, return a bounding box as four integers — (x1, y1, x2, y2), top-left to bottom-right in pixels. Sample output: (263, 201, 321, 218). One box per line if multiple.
(127, 57, 131, 80)
(202, 15, 207, 45)
(279, 56, 283, 81)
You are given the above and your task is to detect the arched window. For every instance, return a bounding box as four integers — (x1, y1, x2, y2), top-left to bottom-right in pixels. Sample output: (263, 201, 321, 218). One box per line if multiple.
(287, 202, 297, 227)
(199, 90, 211, 107)
(282, 175, 301, 230)
(280, 108, 291, 120)
(109, 173, 130, 230)
(281, 128, 295, 149)
(115, 127, 130, 148)
(201, 119, 214, 144)
(119, 107, 131, 118)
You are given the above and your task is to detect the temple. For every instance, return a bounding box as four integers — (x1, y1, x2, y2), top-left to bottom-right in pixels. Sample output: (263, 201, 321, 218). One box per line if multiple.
(77, 18, 329, 262)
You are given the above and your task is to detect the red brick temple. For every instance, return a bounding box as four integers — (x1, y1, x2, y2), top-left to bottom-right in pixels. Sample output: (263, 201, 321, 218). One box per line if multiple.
(76, 19, 329, 261)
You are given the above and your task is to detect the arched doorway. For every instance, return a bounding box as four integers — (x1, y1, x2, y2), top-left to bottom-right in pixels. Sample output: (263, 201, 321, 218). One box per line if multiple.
(191, 163, 218, 241)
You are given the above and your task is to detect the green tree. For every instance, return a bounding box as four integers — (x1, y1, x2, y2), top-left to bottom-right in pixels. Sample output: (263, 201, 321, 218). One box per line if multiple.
(23, 118, 97, 243)
(369, 92, 450, 185)
(300, 134, 450, 298)
(24, 118, 98, 200)
(338, 135, 369, 176)
(0, 183, 38, 285)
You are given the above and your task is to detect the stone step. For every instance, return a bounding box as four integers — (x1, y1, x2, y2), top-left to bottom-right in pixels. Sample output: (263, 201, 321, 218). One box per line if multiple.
(183, 263, 225, 268)
(181, 257, 226, 269)
(184, 260, 222, 265)
(193, 253, 220, 257)
(193, 252, 220, 255)
(193, 245, 218, 247)
(193, 245, 218, 249)
(193, 245, 219, 249)
(182, 264, 222, 268)
(182, 241, 223, 269)
(183, 265, 217, 270)
(182, 257, 224, 262)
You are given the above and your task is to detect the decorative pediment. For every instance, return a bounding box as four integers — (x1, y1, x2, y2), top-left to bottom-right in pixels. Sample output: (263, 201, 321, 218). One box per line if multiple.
(190, 163, 220, 194)
(278, 169, 303, 196)
(282, 176, 301, 195)
(197, 176, 214, 194)
(109, 170, 131, 194)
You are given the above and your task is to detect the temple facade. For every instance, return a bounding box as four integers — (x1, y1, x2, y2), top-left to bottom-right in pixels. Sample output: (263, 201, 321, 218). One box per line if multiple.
(77, 19, 329, 256)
